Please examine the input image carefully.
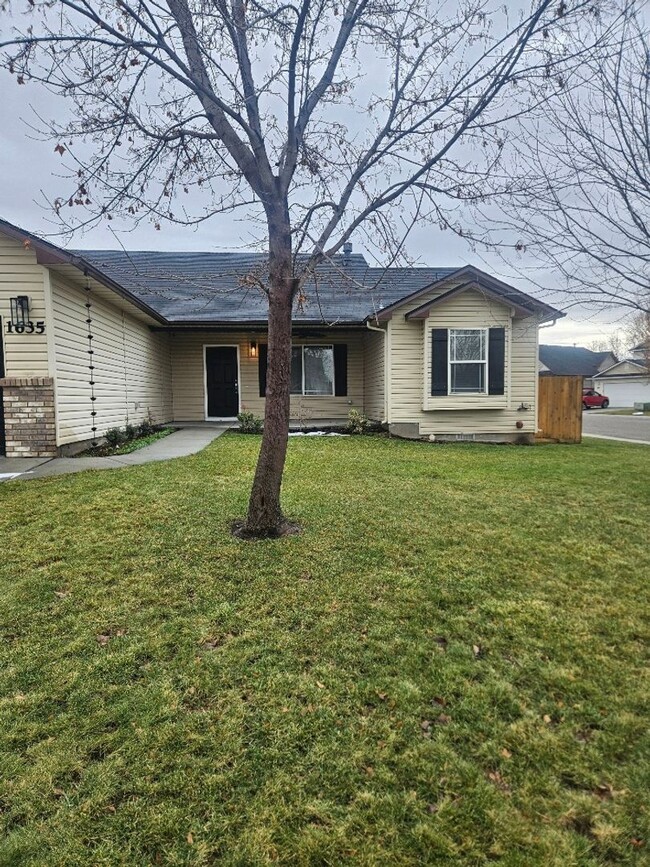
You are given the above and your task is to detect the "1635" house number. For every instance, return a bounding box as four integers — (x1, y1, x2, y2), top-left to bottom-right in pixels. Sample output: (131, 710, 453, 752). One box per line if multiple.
(5, 320, 46, 335)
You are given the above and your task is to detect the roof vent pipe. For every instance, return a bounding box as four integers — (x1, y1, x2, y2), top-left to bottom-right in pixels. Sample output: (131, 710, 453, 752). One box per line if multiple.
(343, 241, 353, 260)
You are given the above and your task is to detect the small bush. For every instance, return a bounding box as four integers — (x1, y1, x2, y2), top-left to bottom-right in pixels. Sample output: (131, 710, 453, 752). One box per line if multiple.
(104, 427, 126, 447)
(137, 419, 155, 438)
(346, 409, 369, 435)
(124, 423, 137, 441)
(238, 412, 263, 434)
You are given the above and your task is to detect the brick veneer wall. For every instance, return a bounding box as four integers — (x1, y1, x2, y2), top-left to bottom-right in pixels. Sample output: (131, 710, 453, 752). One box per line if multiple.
(0, 377, 57, 457)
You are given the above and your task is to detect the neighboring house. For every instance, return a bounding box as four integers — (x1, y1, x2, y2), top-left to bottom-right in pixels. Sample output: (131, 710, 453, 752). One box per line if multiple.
(0, 217, 561, 458)
(593, 342, 650, 407)
(538, 344, 617, 388)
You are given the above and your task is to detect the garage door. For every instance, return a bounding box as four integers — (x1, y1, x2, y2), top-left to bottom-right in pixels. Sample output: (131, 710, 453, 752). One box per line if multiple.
(599, 378, 650, 407)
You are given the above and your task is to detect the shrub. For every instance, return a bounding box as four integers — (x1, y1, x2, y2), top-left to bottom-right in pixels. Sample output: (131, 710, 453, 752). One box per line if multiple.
(346, 409, 369, 435)
(104, 427, 126, 447)
(238, 412, 263, 434)
(137, 419, 155, 438)
(124, 423, 137, 441)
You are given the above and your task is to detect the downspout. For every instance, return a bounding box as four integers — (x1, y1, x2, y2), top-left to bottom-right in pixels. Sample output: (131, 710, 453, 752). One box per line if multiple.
(366, 319, 388, 423)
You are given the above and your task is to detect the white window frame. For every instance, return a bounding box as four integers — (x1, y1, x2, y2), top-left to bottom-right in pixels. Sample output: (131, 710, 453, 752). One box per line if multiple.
(291, 344, 335, 396)
(448, 328, 488, 395)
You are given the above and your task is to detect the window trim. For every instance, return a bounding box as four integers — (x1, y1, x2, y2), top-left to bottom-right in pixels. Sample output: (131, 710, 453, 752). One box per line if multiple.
(291, 344, 335, 397)
(447, 328, 488, 395)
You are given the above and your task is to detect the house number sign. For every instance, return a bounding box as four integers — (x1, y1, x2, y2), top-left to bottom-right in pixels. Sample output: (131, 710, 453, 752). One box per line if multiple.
(5, 321, 46, 335)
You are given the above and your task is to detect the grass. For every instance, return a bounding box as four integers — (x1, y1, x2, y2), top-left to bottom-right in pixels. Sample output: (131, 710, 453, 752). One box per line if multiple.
(0, 435, 649, 866)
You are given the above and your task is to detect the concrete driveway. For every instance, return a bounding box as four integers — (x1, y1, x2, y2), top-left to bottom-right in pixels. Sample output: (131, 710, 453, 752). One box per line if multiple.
(582, 411, 650, 444)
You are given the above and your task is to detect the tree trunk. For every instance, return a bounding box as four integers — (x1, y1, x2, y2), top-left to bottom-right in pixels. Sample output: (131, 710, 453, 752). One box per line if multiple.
(243, 213, 297, 537)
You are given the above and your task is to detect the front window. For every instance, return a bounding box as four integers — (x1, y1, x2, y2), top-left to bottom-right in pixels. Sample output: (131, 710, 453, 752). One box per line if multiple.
(291, 345, 334, 396)
(449, 329, 487, 394)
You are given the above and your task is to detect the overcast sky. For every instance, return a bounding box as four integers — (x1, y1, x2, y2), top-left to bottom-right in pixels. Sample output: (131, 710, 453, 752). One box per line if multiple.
(0, 16, 627, 349)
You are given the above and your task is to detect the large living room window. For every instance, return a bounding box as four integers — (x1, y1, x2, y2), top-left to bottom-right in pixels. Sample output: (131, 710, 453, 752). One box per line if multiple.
(449, 329, 487, 394)
(290, 345, 335, 395)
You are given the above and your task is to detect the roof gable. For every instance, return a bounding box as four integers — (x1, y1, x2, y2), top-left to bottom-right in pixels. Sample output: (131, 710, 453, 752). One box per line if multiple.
(374, 265, 559, 323)
(594, 358, 648, 377)
(404, 279, 535, 320)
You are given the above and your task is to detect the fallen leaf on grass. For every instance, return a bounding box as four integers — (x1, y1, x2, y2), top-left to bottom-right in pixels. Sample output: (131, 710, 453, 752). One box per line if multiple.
(187, 832, 194, 845)
(487, 771, 511, 793)
(472, 644, 482, 658)
(431, 696, 446, 707)
(543, 714, 552, 724)
(96, 628, 127, 646)
(433, 636, 448, 651)
(316, 681, 325, 690)
(500, 748, 512, 759)
(54, 590, 70, 599)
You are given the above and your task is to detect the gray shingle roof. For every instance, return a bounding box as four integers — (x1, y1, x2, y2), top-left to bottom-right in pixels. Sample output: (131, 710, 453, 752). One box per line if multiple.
(539, 345, 614, 376)
(69, 250, 486, 325)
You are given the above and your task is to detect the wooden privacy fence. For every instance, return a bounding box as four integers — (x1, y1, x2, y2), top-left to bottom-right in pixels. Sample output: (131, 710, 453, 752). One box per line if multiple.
(537, 375, 583, 443)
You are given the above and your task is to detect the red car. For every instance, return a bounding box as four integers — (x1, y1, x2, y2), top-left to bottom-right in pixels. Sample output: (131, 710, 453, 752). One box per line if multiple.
(582, 389, 609, 409)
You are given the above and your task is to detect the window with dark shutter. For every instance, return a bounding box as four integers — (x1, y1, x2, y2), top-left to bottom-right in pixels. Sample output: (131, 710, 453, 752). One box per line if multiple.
(334, 344, 348, 396)
(258, 343, 268, 397)
(488, 328, 505, 395)
(431, 329, 448, 396)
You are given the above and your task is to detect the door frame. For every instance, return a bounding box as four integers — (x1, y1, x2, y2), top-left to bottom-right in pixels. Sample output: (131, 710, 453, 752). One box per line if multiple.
(203, 344, 241, 421)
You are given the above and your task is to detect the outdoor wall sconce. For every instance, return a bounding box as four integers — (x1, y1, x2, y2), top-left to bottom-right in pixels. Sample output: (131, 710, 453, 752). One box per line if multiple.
(250, 340, 258, 359)
(10, 295, 29, 327)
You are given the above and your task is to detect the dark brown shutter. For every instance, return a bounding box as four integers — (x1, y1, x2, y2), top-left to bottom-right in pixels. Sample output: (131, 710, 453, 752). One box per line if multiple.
(431, 329, 448, 396)
(258, 343, 268, 397)
(488, 328, 505, 395)
(334, 344, 348, 396)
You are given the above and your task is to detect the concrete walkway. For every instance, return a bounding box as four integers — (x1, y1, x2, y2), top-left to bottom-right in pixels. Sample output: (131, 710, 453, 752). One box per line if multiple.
(0, 425, 229, 482)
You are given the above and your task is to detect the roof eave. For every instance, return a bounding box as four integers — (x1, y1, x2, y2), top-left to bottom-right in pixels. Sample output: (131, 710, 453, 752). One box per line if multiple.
(0, 217, 168, 325)
(366, 264, 562, 323)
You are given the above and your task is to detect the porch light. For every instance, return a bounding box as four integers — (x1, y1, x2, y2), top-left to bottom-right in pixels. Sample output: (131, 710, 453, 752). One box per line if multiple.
(10, 295, 29, 327)
(250, 340, 258, 359)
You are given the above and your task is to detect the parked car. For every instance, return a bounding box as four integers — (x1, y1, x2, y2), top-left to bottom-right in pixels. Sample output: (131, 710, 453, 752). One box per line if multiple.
(582, 389, 609, 409)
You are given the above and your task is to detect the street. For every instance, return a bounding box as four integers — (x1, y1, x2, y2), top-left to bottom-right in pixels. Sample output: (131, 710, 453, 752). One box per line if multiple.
(582, 411, 650, 444)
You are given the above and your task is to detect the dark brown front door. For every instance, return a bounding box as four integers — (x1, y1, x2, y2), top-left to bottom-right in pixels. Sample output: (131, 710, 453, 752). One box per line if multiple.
(205, 346, 239, 418)
(0, 317, 5, 455)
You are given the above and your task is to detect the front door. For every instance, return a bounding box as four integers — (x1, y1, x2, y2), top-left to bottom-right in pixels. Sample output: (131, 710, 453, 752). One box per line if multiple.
(205, 346, 239, 418)
(0, 317, 5, 455)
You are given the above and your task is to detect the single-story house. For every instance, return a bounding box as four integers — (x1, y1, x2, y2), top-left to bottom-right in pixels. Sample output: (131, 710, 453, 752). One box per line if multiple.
(538, 344, 617, 388)
(0, 217, 562, 458)
(593, 342, 650, 407)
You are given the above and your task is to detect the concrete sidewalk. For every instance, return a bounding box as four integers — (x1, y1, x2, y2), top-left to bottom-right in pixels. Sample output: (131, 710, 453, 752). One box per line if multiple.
(0, 425, 229, 482)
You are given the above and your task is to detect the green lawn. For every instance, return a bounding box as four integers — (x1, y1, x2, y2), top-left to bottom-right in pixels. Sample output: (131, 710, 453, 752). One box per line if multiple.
(1, 435, 648, 866)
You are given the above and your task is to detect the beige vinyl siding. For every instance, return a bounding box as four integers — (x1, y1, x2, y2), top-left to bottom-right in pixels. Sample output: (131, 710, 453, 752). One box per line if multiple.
(363, 328, 385, 421)
(51, 275, 172, 445)
(171, 331, 364, 421)
(0, 233, 49, 376)
(388, 286, 540, 436)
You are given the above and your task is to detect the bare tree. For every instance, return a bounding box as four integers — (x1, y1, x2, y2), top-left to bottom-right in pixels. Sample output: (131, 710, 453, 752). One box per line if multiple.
(2, 1, 613, 536)
(471, 7, 649, 317)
